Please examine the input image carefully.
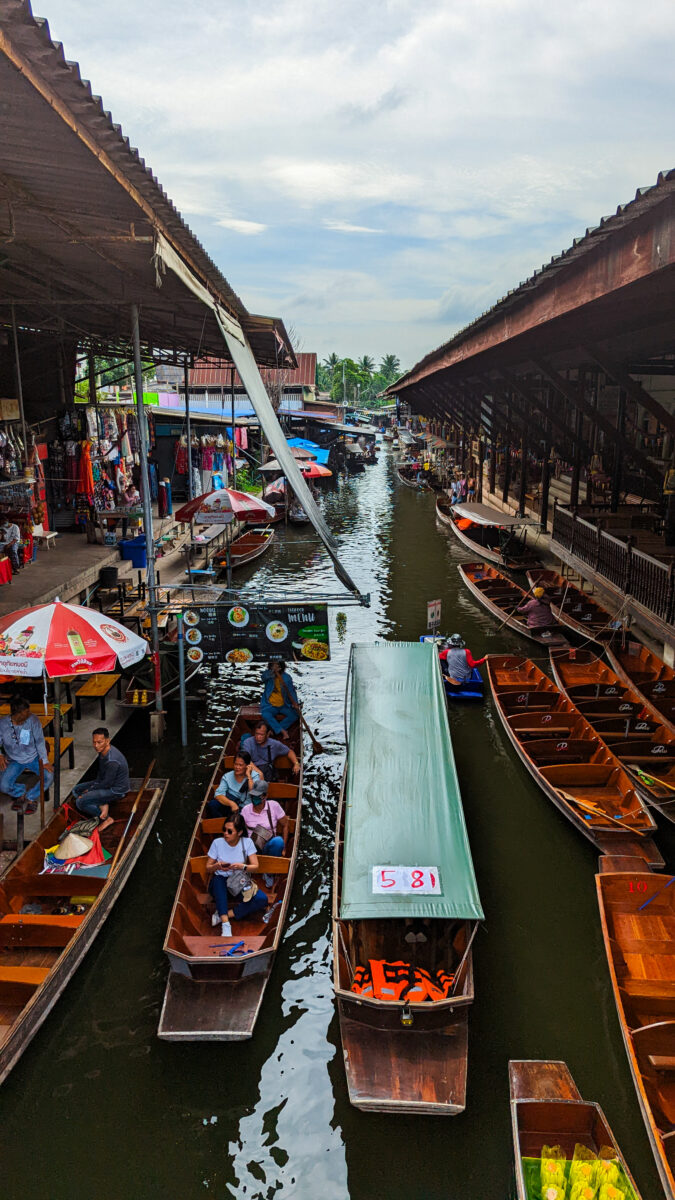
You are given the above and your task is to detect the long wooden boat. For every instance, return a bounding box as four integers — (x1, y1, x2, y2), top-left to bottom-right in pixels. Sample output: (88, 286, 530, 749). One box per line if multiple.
(550, 648, 675, 815)
(526, 567, 624, 645)
(607, 641, 675, 735)
(288, 503, 311, 525)
(596, 868, 675, 1199)
(487, 655, 662, 863)
(214, 525, 275, 572)
(458, 562, 569, 648)
(158, 705, 302, 1041)
(0, 773, 167, 1085)
(444, 500, 540, 568)
(333, 642, 483, 1115)
(510, 1059, 643, 1200)
(396, 464, 430, 489)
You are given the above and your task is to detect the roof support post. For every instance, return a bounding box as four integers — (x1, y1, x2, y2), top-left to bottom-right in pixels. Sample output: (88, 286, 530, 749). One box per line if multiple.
(584, 345, 675, 437)
(488, 395, 497, 498)
(517, 430, 528, 518)
(610, 388, 627, 512)
(502, 396, 512, 505)
(10, 304, 28, 454)
(539, 387, 551, 531)
(131, 303, 164, 719)
(183, 358, 193, 500)
(569, 371, 584, 509)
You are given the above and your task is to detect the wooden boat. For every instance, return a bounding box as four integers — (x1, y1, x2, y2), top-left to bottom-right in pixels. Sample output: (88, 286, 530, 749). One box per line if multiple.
(158, 705, 302, 1041)
(596, 868, 675, 1199)
(0, 772, 167, 1085)
(487, 654, 662, 863)
(214, 525, 275, 572)
(444, 500, 540, 568)
(458, 562, 569, 648)
(396, 464, 430, 489)
(550, 648, 675, 814)
(527, 567, 625, 646)
(607, 641, 675, 735)
(510, 1059, 643, 1200)
(333, 642, 483, 1114)
(418, 635, 484, 700)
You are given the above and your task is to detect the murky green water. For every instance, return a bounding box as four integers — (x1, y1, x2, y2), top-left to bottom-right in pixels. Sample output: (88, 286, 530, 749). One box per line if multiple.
(1, 451, 670, 1198)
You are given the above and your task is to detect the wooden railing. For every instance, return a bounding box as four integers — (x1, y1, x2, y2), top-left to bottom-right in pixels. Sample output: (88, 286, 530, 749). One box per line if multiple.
(551, 506, 675, 627)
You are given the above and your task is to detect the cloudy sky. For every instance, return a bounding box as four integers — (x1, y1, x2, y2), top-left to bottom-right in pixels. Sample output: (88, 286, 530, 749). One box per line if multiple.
(45, 0, 675, 368)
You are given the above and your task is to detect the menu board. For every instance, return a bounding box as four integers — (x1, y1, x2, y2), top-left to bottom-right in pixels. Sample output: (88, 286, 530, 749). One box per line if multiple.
(182, 603, 330, 666)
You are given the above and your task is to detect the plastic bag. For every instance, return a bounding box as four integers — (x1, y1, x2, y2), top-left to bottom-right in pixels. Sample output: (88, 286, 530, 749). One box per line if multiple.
(597, 1186, 625, 1200)
(542, 1188, 566, 1200)
(541, 1145, 566, 1194)
(569, 1144, 597, 1191)
(594, 1151, 620, 1191)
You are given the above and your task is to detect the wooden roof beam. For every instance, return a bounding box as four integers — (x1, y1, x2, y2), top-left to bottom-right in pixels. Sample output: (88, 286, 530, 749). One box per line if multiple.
(584, 344, 675, 437)
(497, 369, 592, 459)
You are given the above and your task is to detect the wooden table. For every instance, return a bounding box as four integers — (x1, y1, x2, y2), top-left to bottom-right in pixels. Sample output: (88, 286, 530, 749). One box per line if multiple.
(0, 702, 73, 733)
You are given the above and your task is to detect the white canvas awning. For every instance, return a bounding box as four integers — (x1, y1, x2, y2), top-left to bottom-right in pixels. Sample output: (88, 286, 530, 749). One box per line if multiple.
(453, 502, 533, 527)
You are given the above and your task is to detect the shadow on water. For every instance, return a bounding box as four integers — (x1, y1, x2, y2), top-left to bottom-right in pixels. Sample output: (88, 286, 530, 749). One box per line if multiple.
(0, 451, 670, 1198)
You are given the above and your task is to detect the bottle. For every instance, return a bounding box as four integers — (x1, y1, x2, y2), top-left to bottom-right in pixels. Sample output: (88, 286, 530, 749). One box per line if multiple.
(132, 689, 139, 704)
(66, 628, 86, 657)
(141, 689, 148, 705)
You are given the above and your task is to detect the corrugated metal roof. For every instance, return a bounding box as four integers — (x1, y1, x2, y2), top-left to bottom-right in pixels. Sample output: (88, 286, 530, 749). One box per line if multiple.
(190, 352, 316, 388)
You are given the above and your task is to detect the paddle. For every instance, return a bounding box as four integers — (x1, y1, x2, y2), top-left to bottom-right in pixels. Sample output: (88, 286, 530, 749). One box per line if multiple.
(298, 708, 325, 755)
(108, 760, 155, 877)
(556, 788, 636, 831)
(629, 765, 675, 795)
(494, 582, 534, 633)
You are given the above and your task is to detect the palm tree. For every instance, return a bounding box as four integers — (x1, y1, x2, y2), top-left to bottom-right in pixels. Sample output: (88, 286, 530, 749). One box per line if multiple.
(357, 355, 375, 376)
(379, 354, 401, 382)
(323, 353, 340, 377)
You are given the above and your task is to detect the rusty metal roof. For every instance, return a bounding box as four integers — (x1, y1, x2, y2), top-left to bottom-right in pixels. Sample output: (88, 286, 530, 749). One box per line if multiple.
(0, 1, 295, 366)
(190, 352, 317, 389)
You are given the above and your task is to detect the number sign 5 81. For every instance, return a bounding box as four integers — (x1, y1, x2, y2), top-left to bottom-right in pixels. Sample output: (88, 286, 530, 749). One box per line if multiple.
(372, 866, 442, 895)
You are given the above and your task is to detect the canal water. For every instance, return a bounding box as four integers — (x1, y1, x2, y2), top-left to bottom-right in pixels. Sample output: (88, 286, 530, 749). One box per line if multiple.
(1, 449, 670, 1199)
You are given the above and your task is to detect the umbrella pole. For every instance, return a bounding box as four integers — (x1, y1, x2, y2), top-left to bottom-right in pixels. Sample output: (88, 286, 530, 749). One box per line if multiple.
(177, 612, 188, 747)
(53, 677, 61, 809)
(226, 522, 232, 589)
(39, 760, 45, 829)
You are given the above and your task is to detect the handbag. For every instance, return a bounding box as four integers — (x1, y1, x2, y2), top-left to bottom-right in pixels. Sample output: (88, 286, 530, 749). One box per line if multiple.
(250, 802, 276, 852)
(226, 843, 258, 903)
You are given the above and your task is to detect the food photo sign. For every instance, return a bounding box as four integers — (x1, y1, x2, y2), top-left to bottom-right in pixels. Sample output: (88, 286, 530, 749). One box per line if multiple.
(181, 603, 330, 666)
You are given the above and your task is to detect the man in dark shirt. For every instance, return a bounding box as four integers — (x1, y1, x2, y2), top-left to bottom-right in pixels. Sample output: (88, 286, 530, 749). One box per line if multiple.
(240, 721, 300, 779)
(72, 727, 130, 832)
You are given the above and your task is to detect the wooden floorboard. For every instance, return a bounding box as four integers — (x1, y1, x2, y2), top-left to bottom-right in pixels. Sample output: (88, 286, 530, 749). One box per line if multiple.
(158, 970, 270, 1041)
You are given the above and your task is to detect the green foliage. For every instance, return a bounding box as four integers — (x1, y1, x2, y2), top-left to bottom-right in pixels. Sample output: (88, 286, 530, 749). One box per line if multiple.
(233, 466, 262, 495)
(317, 353, 405, 405)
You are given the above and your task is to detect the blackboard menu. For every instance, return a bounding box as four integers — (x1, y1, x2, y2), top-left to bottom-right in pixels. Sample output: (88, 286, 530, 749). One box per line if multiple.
(182, 603, 330, 666)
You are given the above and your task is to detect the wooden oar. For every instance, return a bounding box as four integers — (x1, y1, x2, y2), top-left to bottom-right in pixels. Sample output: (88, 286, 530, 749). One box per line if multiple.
(108, 760, 155, 877)
(494, 582, 534, 633)
(629, 765, 675, 795)
(556, 787, 636, 831)
(298, 709, 325, 755)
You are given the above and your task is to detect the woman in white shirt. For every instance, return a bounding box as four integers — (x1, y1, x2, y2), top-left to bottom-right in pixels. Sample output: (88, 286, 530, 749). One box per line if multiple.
(206, 811, 268, 937)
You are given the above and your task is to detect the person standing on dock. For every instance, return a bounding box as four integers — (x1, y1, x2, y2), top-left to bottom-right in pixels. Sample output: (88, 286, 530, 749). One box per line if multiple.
(260, 661, 301, 739)
(0, 696, 53, 815)
(72, 728, 130, 832)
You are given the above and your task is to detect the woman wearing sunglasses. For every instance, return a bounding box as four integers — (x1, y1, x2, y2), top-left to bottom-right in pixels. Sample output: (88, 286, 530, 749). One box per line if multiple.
(206, 811, 268, 937)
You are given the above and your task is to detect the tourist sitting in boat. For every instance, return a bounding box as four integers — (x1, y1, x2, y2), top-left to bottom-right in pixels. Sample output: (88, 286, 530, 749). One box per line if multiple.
(205, 750, 263, 818)
(260, 660, 301, 738)
(72, 728, 130, 833)
(439, 634, 487, 685)
(206, 812, 267, 938)
(517, 586, 555, 629)
(0, 696, 53, 815)
(240, 720, 301, 778)
(240, 778, 289, 859)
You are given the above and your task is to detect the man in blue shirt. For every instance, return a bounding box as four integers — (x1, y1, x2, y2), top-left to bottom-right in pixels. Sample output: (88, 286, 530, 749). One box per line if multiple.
(72, 727, 130, 832)
(0, 696, 53, 814)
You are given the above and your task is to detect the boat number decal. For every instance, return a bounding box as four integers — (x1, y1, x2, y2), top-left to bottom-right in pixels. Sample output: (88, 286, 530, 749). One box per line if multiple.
(654, 683, 666, 693)
(604, 687, 617, 695)
(651, 745, 667, 754)
(541, 714, 552, 723)
(372, 866, 441, 895)
(556, 742, 568, 751)
(619, 704, 631, 711)
(582, 615, 592, 622)
(636, 722, 649, 730)
(517, 694, 527, 704)
(628, 881, 648, 893)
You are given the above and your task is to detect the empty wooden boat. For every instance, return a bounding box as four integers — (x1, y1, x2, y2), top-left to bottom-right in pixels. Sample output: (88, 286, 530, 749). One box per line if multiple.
(158, 706, 302, 1041)
(527, 567, 624, 645)
(487, 655, 662, 863)
(510, 1059, 642, 1200)
(333, 642, 483, 1115)
(445, 501, 539, 568)
(607, 641, 675, 736)
(596, 868, 675, 1199)
(0, 771, 167, 1085)
(435, 493, 454, 527)
(459, 562, 569, 648)
(550, 648, 675, 815)
(214, 525, 275, 572)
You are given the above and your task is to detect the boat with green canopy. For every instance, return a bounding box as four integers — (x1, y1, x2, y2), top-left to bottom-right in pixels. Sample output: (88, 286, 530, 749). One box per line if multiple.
(332, 641, 484, 1115)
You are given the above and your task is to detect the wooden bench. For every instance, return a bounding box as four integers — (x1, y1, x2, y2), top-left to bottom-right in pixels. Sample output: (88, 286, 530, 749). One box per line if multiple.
(0, 965, 50, 1003)
(45, 736, 75, 770)
(74, 673, 122, 720)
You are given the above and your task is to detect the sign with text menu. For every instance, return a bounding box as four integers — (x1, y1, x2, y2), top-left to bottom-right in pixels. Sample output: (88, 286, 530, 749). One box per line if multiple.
(181, 603, 330, 666)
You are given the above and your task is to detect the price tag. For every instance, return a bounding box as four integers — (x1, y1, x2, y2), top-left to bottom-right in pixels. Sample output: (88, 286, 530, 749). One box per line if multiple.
(372, 866, 441, 894)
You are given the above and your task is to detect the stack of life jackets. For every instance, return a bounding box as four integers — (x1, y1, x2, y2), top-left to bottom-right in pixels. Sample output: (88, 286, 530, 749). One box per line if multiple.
(351, 959, 455, 1003)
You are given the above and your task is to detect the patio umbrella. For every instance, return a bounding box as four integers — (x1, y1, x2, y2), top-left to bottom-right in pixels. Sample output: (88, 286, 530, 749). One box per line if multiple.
(264, 477, 287, 498)
(175, 488, 275, 524)
(300, 462, 332, 479)
(0, 599, 147, 809)
(290, 446, 317, 460)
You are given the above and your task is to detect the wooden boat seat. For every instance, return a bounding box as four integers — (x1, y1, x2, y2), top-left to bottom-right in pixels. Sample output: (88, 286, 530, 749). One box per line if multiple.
(0, 965, 50, 1003)
(526, 739, 597, 766)
(183, 935, 268, 958)
(567, 684, 626, 699)
(576, 699, 640, 716)
(0, 913, 82, 947)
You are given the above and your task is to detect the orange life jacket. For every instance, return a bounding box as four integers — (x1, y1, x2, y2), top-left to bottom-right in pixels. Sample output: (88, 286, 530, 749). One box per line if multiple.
(350, 959, 456, 1003)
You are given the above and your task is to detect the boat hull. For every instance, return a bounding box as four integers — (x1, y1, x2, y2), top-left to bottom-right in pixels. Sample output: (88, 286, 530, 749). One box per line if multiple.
(458, 562, 569, 647)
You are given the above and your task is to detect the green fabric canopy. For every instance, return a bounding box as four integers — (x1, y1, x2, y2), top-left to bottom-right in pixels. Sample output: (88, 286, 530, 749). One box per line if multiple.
(340, 642, 484, 922)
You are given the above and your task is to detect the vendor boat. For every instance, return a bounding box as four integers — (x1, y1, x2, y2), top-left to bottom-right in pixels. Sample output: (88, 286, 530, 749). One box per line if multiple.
(606, 641, 675, 735)
(458, 562, 569, 648)
(487, 654, 662, 864)
(418, 635, 484, 701)
(396, 464, 430, 489)
(526, 567, 624, 645)
(333, 642, 483, 1114)
(445, 501, 539, 569)
(214, 525, 275, 573)
(0, 770, 167, 1085)
(288, 502, 311, 525)
(596, 868, 675, 1199)
(550, 648, 675, 816)
(158, 705, 302, 1041)
(509, 1059, 643, 1200)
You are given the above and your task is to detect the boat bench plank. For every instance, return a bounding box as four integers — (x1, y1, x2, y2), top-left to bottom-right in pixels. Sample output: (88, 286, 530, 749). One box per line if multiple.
(182, 935, 267, 958)
(158, 970, 269, 1041)
(340, 1011, 468, 1114)
(508, 1059, 581, 1103)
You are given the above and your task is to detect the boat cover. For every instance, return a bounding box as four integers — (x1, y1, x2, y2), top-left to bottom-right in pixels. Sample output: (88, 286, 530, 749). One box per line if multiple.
(340, 642, 484, 921)
(453, 502, 527, 527)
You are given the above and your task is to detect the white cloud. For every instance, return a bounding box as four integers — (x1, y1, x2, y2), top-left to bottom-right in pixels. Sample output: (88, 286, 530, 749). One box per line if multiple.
(323, 219, 384, 234)
(216, 217, 268, 236)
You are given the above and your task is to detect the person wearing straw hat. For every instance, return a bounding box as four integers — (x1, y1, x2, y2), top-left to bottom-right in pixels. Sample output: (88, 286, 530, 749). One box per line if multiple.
(517, 586, 555, 629)
(0, 696, 52, 815)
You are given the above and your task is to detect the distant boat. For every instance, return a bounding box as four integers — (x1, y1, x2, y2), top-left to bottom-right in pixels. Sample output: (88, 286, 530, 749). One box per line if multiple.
(458, 561, 569, 648)
(439, 497, 539, 569)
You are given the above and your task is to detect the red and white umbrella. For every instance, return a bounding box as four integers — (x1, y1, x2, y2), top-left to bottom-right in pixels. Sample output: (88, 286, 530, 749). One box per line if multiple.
(175, 488, 275, 525)
(264, 477, 287, 498)
(300, 462, 332, 479)
(0, 599, 148, 678)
